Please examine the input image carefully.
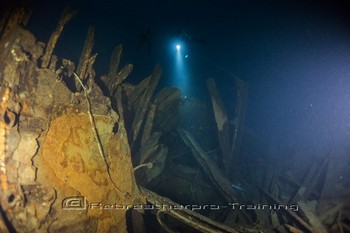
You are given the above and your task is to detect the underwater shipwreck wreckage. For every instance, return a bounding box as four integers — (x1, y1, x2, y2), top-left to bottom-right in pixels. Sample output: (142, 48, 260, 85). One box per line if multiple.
(0, 6, 349, 233)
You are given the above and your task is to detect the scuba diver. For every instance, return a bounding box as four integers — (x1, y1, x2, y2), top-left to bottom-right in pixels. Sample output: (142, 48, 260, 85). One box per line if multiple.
(137, 26, 152, 54)
(172, 29, 207, 60)
(174, 29, 207, 44)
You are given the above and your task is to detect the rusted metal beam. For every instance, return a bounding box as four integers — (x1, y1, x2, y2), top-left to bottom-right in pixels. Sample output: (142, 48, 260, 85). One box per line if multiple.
(41, 7, 76, 68)
(76, 26, 95, 82)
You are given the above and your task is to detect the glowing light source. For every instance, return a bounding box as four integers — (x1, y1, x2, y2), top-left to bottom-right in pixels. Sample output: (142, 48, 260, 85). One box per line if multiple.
(169, 39, 190, 94)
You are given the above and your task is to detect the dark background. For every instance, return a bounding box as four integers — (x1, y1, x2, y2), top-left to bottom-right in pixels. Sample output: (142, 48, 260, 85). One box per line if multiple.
(9, 0, 350, 154)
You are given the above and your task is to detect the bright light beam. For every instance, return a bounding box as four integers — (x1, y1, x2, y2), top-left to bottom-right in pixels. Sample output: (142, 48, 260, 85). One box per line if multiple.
(169, 39, 190, 94)
(173, 41, 189, 94)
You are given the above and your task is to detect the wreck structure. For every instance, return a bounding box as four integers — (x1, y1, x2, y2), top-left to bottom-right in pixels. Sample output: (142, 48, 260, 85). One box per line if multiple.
(0, 5, 349, 233)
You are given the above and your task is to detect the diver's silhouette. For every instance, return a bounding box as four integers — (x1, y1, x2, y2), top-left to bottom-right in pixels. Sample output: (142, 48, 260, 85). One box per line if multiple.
(175, 29, 207, 44)
(137, 26, 152, 54)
